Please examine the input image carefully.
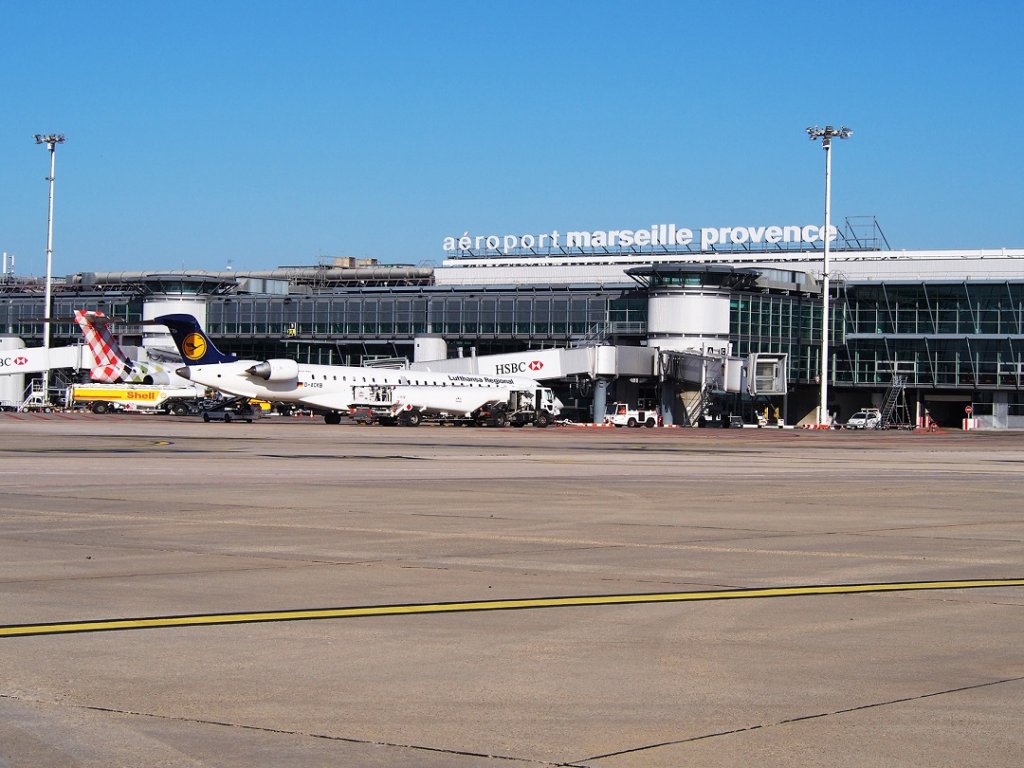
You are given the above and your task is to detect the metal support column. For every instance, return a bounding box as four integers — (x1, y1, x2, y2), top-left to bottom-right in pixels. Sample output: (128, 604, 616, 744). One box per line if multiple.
(659, 381, 675, 427)
(592, 378, 610, 424)
(34, 133, 66, 405)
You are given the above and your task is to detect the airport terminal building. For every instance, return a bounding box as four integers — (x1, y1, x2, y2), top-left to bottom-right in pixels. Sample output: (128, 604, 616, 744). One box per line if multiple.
(3, 217, 1024, 428)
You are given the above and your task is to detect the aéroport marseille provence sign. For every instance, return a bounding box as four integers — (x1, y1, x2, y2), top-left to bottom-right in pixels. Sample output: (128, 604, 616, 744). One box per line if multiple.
(443, 223, 836, 255)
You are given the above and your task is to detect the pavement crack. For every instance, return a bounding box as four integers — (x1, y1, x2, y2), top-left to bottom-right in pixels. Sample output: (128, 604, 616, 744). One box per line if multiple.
(0, 693, 562, 766)
(577, 676, 1024, 763)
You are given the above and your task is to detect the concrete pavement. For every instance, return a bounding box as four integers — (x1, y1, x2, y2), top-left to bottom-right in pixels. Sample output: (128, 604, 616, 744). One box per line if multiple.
(1, 414, 1022, 766)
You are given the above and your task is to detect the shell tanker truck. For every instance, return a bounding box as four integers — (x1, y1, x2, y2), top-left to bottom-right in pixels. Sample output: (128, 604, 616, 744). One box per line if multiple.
(66, 383, 204, 415)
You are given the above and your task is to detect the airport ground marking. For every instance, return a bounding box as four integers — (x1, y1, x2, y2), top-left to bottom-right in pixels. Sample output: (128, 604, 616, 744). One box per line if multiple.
(3, 578, 1023, 639)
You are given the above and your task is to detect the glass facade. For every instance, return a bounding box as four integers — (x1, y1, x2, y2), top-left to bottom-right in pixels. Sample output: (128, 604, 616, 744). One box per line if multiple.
(3, 274, 1022, 394)
(730, 280, 1024, 390)
(202, 286, 645, 364)
(730, 293, 837, 384)
(1, 293, 142, 341)
(836, 281, 1024, 389)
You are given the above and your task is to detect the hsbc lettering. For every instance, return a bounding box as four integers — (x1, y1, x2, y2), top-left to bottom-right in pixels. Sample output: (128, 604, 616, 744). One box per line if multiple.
(0, 356, 29, 368)
(495, 362, 529, 375)
(494, 360, 543, 375)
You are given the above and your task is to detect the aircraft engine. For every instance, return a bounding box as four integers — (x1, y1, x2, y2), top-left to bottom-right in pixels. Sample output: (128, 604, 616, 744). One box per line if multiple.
(141, 372, 171, 386)
(246, 359, 300, 382)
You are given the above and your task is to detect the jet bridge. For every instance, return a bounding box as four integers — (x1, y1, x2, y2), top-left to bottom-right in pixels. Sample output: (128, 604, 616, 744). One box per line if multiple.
(411, 344, 655, 381)
(410, 343, 787, 425)
(0, 339, 92, 409)
(411, 344, 653, 423)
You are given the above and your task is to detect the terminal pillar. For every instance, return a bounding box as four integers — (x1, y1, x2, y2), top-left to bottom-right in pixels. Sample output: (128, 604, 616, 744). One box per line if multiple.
(659, 381, 675, 426)
(592, 377, 611, 424)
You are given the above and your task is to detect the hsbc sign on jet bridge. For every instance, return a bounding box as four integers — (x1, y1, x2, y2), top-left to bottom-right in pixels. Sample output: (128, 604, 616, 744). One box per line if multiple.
(412, 346, 657, 381)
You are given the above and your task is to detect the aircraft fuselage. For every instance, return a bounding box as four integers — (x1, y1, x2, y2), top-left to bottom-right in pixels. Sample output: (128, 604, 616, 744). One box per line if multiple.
(178, 358, 545, 414)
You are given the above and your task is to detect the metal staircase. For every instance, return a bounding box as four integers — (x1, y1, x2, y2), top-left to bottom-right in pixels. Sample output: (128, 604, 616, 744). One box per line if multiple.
(570, 324, 611, 348)
(681, 385, 711, 427)
(878, 375, 911, 429)
(18, 380, 50, 411)
(570, 322, 647, 348)
(16, 369, 79, 412)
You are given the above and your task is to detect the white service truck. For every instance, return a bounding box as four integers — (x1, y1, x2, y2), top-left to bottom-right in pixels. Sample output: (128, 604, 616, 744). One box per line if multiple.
(66, 383, 204, 415)
(353, 383, 560, 427)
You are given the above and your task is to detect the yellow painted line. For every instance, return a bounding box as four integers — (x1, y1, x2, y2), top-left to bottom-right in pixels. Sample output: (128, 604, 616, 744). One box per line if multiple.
(3, 579, 1022, 639)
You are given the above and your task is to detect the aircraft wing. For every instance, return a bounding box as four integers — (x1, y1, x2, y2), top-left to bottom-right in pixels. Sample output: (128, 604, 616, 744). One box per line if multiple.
(145, 346, 185, 364)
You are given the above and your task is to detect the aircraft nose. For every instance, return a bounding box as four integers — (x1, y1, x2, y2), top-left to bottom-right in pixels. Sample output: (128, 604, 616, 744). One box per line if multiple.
(175, 366, 192, 380)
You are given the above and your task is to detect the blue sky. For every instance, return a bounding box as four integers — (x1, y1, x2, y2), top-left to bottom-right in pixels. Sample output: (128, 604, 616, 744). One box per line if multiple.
(1, 1, 1021, 275)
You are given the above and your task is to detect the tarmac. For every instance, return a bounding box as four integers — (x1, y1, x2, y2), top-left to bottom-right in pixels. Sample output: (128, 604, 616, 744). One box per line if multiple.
(1, 413, 1022, 767)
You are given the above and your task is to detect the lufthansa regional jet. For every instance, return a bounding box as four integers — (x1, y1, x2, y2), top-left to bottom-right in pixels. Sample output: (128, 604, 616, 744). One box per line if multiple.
(156, 313, 559, 425)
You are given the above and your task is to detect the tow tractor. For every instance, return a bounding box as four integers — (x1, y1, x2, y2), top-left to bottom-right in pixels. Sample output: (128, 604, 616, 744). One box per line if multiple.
(200, 396, 264, 423)
(606, 402, 659, 428)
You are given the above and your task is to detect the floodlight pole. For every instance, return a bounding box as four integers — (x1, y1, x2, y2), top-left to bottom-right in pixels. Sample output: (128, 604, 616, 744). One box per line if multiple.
(34, 133, 66, 405)
(806, 125, 851, 426)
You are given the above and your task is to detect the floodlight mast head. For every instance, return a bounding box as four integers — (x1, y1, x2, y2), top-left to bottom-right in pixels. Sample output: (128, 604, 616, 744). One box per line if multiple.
(34, 133, 66, 149)
(806, 125, 852, 148)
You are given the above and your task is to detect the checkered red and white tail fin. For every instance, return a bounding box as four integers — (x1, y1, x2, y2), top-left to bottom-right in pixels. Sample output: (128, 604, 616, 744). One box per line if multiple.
(74, 310, 129, 383)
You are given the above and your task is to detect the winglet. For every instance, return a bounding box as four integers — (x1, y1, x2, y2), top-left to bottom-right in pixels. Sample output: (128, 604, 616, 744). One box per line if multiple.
(155, 314, 237, 365)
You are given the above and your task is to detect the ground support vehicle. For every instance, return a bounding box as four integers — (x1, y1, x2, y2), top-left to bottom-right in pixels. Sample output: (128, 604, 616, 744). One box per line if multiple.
(348, 406, 376, 425)
(354, 384, 559, 428)
(606, 402, 659, 428)
(200, 397, 262, 423)
(845, 408, 882, 430)
(473, 389, 555, 428)
(67, 384, 203, 415)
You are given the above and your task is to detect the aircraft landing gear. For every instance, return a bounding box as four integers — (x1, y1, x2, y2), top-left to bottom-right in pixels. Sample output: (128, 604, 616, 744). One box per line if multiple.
(399, 410, 422, 427)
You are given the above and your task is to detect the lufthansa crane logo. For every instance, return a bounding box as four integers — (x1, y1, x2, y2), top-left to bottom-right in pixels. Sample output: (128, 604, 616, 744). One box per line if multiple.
(182, 333, 207, 361)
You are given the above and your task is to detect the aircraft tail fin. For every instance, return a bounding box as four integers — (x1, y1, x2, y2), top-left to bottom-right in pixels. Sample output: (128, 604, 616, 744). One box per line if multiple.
(75, 309, 131, 383)
(156, 314, 238, 365)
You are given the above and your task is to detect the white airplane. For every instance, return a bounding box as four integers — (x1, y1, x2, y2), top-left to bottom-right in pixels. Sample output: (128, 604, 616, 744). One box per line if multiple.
(156, 313, 560, 426)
